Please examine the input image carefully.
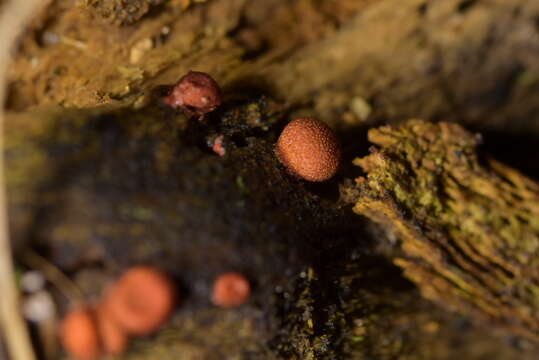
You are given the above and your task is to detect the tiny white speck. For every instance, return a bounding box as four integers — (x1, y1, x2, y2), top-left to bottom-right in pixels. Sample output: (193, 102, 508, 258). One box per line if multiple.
(21, 271, 45, 293)
(23, 291, 55, 323)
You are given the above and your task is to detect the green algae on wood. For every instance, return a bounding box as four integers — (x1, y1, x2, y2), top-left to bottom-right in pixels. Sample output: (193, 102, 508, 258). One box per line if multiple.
(343, 119, 539, 341)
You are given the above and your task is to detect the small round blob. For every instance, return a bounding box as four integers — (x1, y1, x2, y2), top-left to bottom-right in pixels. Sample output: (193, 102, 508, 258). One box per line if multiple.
(103, 266, 176, 335)
(211, 272, 250, 308)
(96, 303, 129, 356)
(163, 71, 222, 117)
(276, 117, 341, 182)
(60, 307, 101, 360)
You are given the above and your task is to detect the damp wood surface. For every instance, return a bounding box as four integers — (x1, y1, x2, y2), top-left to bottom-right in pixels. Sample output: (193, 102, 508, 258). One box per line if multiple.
(4, 0, 539, 359)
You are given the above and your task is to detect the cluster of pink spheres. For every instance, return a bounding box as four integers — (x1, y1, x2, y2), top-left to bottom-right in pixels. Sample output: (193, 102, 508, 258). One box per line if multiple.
(61, 268, 250, 360)
(61, 70, 341, 359)
(165, 71, 341, 181)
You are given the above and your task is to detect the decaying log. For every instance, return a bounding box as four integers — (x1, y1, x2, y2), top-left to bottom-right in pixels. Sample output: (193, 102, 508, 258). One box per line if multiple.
(9, 105, 539, 359)
(5, 0, 539, 358)
(344, 119, 539, 341)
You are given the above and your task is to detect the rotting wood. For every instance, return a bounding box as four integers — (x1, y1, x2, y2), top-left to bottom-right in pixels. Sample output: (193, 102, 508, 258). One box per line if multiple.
(343, 119, 539, 341)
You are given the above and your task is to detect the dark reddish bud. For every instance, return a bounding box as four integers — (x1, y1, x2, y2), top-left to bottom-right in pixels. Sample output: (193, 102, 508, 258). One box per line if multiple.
(212, 135, 226, 156)
(211, 272, 250, 308)
(164, 71, 222, 117)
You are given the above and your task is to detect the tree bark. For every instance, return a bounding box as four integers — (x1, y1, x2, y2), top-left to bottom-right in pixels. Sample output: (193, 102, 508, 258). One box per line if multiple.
(344, 119, 539, 342)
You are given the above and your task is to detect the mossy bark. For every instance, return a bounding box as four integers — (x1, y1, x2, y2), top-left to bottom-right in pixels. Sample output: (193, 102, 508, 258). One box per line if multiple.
(344, 119, 539, 342)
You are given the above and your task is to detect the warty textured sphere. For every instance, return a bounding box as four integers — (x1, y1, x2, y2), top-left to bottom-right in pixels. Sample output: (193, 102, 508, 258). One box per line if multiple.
(276, 117, 341, 182)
